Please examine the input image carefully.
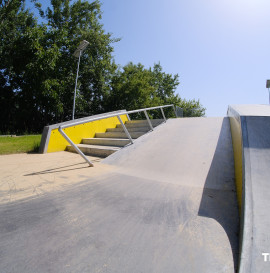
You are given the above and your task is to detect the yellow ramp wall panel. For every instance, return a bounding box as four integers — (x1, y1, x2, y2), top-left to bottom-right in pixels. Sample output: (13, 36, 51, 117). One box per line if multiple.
(47, 115, 128, 153)
(229, 115, 242, 211)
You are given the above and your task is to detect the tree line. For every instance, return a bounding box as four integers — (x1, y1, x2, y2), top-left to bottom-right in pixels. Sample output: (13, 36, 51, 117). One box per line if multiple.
(0, 0, 205, 134)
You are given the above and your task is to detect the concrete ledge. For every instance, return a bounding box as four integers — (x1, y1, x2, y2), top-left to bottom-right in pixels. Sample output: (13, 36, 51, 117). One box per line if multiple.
(39, 110, 127, 154)
(228, 104, 270, 272)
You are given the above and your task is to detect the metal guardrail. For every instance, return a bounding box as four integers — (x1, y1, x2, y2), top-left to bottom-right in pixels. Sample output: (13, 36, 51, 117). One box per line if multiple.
(58, 104, 178, 166)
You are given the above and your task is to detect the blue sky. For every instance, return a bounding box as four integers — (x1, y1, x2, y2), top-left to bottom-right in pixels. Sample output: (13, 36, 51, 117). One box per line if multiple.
(28, 0, 270, 116)
(101, 0, 270, 116)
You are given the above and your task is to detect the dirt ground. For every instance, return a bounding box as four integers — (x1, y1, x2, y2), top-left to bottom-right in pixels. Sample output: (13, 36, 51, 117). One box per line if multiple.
(0, 151, 115, 204)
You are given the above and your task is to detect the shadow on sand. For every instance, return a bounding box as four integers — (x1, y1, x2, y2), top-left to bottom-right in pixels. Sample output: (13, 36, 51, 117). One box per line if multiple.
(24, 159, 101, 176)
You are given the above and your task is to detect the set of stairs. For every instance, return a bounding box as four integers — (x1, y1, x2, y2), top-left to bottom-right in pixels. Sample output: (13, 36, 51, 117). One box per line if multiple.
(66, 119, 164, 158)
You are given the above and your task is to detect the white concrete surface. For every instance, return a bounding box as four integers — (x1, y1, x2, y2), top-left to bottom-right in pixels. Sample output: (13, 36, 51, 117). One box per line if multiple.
(229, 104, 270, 116)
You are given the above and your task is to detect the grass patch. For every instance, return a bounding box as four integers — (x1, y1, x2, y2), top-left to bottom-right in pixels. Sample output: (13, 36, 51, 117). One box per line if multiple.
(0, 135, 42, 155)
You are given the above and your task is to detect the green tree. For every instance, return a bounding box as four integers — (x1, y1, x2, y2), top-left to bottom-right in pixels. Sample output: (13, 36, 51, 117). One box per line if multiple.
(0, 0, 40, 133)
(150, 63, 179, 101)
(0, 0, 119, 133)
(177, 99, 206, 117)
(106, 62, 160, 111)
(107, 62, 205, 118)
(42, 0, 119, 118)
(0, 0, 206, 134)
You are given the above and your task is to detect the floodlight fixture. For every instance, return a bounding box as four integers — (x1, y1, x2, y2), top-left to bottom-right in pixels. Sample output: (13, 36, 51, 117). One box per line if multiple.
(73, 40, 89, 58)
(72, 40, 89, 120)
(266, 80, 270, 105)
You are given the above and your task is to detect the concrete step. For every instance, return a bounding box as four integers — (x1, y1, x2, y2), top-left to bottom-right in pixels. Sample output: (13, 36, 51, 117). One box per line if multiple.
(106, 127, 151, 133)
(66, 120, 163, 158)
(95, 131, 146, 139)
(66, 144, 120, 157)
(116, 120, 164, 128)
(125, 119, 164, 124)
(82, 138, 131, 147)
(116, 123, 152, 129)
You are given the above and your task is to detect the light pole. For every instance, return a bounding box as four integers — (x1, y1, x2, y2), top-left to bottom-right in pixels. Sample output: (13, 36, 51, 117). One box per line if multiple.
(72, 40, 89, 120)
(266, 80, 270, 105)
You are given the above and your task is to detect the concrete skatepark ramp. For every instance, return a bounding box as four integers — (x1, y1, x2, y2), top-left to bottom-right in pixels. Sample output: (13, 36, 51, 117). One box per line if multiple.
(0, 116, 240, 272)
(104, 117, 239, 271)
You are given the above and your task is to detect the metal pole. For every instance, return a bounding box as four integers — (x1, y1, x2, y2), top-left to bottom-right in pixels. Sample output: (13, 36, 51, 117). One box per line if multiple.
(172, 105, 177, 117)
(72, 50, 81, 120)
(160, 107, 166, 122)
(144, 110, 154, 130)
(59, 126, 94, 167)
(117, 115, 134, 144)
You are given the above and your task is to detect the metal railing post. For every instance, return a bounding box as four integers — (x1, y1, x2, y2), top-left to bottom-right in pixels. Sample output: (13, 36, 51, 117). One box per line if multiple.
(59, 126, 94, 167)
(144, 110, 154, 130)
(72, 50, 81, 120)
(172, 105, 177, 117)
(56, 105, 175, 167)
(117, 115, 134, 144)
(160, 107, 166, 122)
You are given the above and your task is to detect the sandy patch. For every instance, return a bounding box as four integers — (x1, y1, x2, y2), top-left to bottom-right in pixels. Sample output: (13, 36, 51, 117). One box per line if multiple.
(0, 151, 114, 204)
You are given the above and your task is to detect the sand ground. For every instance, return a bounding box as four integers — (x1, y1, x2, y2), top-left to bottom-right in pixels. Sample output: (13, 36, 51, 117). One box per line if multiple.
(0, 151, 114, 204)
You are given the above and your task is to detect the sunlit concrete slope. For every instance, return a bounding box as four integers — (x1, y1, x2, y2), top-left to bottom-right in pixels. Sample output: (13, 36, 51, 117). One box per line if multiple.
(228, 104, 270, 273)
(0, 117, 239, 273)
(104, 117, 239, 272)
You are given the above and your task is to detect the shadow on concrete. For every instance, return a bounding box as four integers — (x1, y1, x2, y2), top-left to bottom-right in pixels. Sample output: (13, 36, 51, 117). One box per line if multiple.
(198, 118, 239, 271)
(23, 161, 100, 176)
(243, 116, 270, 149)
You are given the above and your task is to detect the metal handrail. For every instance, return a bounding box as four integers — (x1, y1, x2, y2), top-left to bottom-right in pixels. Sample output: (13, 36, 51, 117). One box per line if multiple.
(58, 104, 177, 166)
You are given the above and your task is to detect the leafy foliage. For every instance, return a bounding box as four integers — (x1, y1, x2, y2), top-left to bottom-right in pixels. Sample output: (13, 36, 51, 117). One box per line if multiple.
(106, 62, 205, 118)
(0, 0, 118, 133)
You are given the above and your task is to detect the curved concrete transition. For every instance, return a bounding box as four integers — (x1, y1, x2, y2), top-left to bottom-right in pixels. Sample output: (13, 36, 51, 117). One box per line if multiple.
(104, 117, 239, 272)
(0, 117, 239, 273)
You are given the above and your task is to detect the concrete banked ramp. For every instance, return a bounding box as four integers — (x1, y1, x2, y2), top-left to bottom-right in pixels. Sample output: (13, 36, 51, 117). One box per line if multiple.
(104, 117, 239, 272)
(0, 117, 239, 272)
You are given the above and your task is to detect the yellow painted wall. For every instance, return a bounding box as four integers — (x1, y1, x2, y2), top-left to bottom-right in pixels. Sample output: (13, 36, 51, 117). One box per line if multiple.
(229, 116, 242, 211)
(47, 114, 128, 153)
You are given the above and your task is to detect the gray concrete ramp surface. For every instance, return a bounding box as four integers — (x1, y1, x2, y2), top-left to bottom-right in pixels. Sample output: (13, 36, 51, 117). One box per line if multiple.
(0, 117, 239, 273)
(241, 116, 270, 272)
